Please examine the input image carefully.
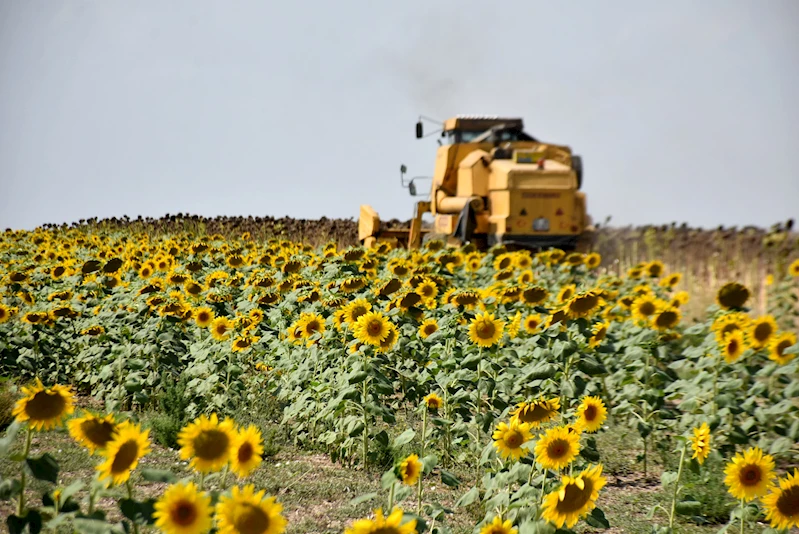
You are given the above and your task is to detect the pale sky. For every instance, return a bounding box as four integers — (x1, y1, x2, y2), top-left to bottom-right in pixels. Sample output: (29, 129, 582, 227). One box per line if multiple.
(1, 1, 798, 232)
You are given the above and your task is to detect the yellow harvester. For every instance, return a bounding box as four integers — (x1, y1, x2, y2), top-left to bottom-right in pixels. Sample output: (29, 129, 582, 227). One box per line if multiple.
(359, 115, 594, 251)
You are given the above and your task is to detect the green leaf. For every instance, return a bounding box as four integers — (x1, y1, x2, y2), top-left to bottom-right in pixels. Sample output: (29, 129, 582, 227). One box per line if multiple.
(26, 453, 59, 484)
(120, 498, 156, 525)
(440, 469, 460, 487)
(455, 486, 479, 507)
(576, 356, 608, 376)
(660, 471, 678, 488)
(0, 478, 21, 500)
(349, 492, 379, 506)
(675, 500, 702, 515)
(375, 430, 389, 448)
(584, 507, 610, 528)
(0, 420, 22, 456)
(140, 469, 178, 484)
(348, 371, 369, 384)
(392, 429, 416, 449)
(421, 454, 438, 474)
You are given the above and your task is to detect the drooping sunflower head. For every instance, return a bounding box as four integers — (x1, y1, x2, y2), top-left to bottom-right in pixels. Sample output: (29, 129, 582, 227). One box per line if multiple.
(96, 420, 152, 487)
(762, 468, 799, 530)
(492, 420, 533, 461)
(521, 285, 548, 305)
(468, 312, 505, 348)
(510, 397, 560, 428)
(723, 446, 776, 502)
(690, 422, 711, 465)
(215, 484, 288, 534)
(12, 378, 75, 431)
(68, 411, 117, 455)
(230, 424, 264, 479)
(716, 282, 750, 310)
(557, 284, 576, 304)
(589, 321, 610, 347)
(153, 481, 213, 534)
(541, 464, 607, 528)
(651, 306, 681, 331)
(178, 413, 237, 474)
(769, 332, 797, 365)
(566, 290, 604, 319)
(534, 425, 581, 471)
(574, 396, 607, 433)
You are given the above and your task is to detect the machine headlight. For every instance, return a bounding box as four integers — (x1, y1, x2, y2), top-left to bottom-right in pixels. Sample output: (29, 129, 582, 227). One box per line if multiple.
(533, 217, 550, 231)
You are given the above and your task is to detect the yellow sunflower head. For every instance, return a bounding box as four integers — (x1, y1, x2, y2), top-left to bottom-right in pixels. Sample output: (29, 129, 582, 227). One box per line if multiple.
(689, 422, 711, 465)
(177, 413, 237, 474)
(153, 481, 213, 534)
(230, 424, 264, 479)
(12, 378, 75, 431)
(584, 253, 601, 269)
(721, 330, 747, 363)
(67, 411, 117, 455)
(377, 323, 399, 353)
(589, 321, 610, 347)
(479, 515, 518, 534)
(762, 468, 799, 530)
(534, 425, 581, 471)
(557, 284, 576, 304)
(788, 259, 799, 277)
(194, 307, 215, 328)
(96, 420, 151, 487)
(210, 317, 234, 341)
(418, 318, 439, 339)
(354, 311, 391, 346)
(492, 420, 532, 461)
(723, 446, 775, 501)
(521, 285, 548, 305)
(510, 397, 560, 428)
(574, 396, 607, 433)
(769, 332, 797, 365)
(397, 454, 423, 486)
(344, 507, 416, 534)
(423, 392, 443, 411)
(215, 484, 287, 534)
(343, 298, 372, 324)
(565, 290, 604, 319)
(541, 464, 607, 528)
(748, 315, 777, 349)
(468, 312, 505, 348)
(651, 306, 681, 331)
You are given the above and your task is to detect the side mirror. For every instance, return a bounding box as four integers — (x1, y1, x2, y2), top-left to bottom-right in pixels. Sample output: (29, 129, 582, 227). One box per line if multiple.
(416, 121, 423, 138)
(400, 164, 407, 175)
(409, 181, 417, 196)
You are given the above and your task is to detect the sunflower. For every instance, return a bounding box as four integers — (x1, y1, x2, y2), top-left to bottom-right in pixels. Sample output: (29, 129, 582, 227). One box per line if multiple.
(194, 307, 215, 328)
(762, 468, 799, 530)
(789, 259, 799, 277)
(153, 481, 213, 534)
(523, 314, 542, 334)
(215, 484, 287, 534)
(541, 464, 606, 528)
(178, 413, 237, 474)
(231, 334, 259, 353)
(492, 420, 532, 461)
(713, 312, 751, 343)
(0, 303, 12, 323)
(748, 315, 777, 349)
(584, 253, 601, 269)
(716, 282, 750, 310)
(769, 332, 797, 365)
(659, 272, 681, 288)
(575, 396, 607, 433)
(377, 323, 399, 353)
(354, 311, 391, 345)
(343, 298, 372, 324)
(669, 290, 690, 308)
(479, 515, 517, 534)
(468, 312, 505, 348)
(418, 318, 439, 339)
(631, 295, 659, 322)
(689, 422, 711, 465)
(451, 289, 481, 309)
(210, 317, 234, 341)
(510, 397, 560, 428)
(397, 454, 423, 486)
(68, 411, 117, 454)
(721, 330, 746, 363)
(230, 425, 264, 478)
(345, 508, 416, 534)
(517, 270, 534, 285)
(423, 393, 443, 411)
(557, 284, 576, 303)
(645, 260, 664, 278)
(12, 378, 75, 431)
(535, 425, 581, 471)
(566, 291, 604, 319)
(96, 420, 151, 486)
(415, 280, 438, 301)
(589, 321, 610, 348)
(297, 312, 326, 339)
(521, 285, 548, 305)
(651, 306, 681, 330)
(724, 446, 775, 501)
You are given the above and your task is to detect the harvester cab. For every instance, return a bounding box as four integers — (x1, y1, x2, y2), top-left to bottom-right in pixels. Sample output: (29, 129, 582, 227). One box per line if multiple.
(358, 115, 594, 251)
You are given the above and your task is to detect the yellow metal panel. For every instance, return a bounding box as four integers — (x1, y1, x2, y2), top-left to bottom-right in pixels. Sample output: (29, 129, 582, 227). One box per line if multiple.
(434, 214, 456, 235)
(358, 205, 380, 242)
(489, 191, 510, 217)
(456, 150, 490, 197)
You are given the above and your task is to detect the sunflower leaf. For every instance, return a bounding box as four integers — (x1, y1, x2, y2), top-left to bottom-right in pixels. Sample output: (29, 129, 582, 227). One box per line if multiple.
(440, 469, 460, 487)
(0, 420, 22, 457)
(349, 492, 378, 506)
(585, 507, 610, 528)
(140, 469, 178, 484)
(25, 453, 59, 484)
(455, 486, 480, 507)
(119, 498, 156, 525)
(392, 429, 416, 449)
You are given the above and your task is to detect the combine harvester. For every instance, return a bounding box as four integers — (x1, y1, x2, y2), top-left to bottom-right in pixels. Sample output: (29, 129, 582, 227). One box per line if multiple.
(359, 115, 595, 251)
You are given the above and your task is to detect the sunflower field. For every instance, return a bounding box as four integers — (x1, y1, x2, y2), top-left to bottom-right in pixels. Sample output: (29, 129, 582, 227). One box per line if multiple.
(1, 225, 798, 534)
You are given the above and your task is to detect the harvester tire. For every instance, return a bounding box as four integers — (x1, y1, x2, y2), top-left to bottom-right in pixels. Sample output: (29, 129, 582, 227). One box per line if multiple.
(572, 155, 583, 189)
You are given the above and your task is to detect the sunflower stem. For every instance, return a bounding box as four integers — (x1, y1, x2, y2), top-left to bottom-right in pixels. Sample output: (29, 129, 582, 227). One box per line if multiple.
(387, 481, 395, 512)
(668, 442, 686, 530)
(17, 426, 33, 516)
(739, 497, 745, 534)
(538, 469, 547, 511)
(711, 353, 721, 416)
(220, 464, 230, 490)
(126, 480, 140, 534)
(417, 406, 427, 515)
(362, 377, 370, 468)
(199, 471, 205, 491)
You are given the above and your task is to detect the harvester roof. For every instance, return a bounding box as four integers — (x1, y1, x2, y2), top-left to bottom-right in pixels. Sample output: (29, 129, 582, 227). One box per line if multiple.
(443, 115, 524, 132)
